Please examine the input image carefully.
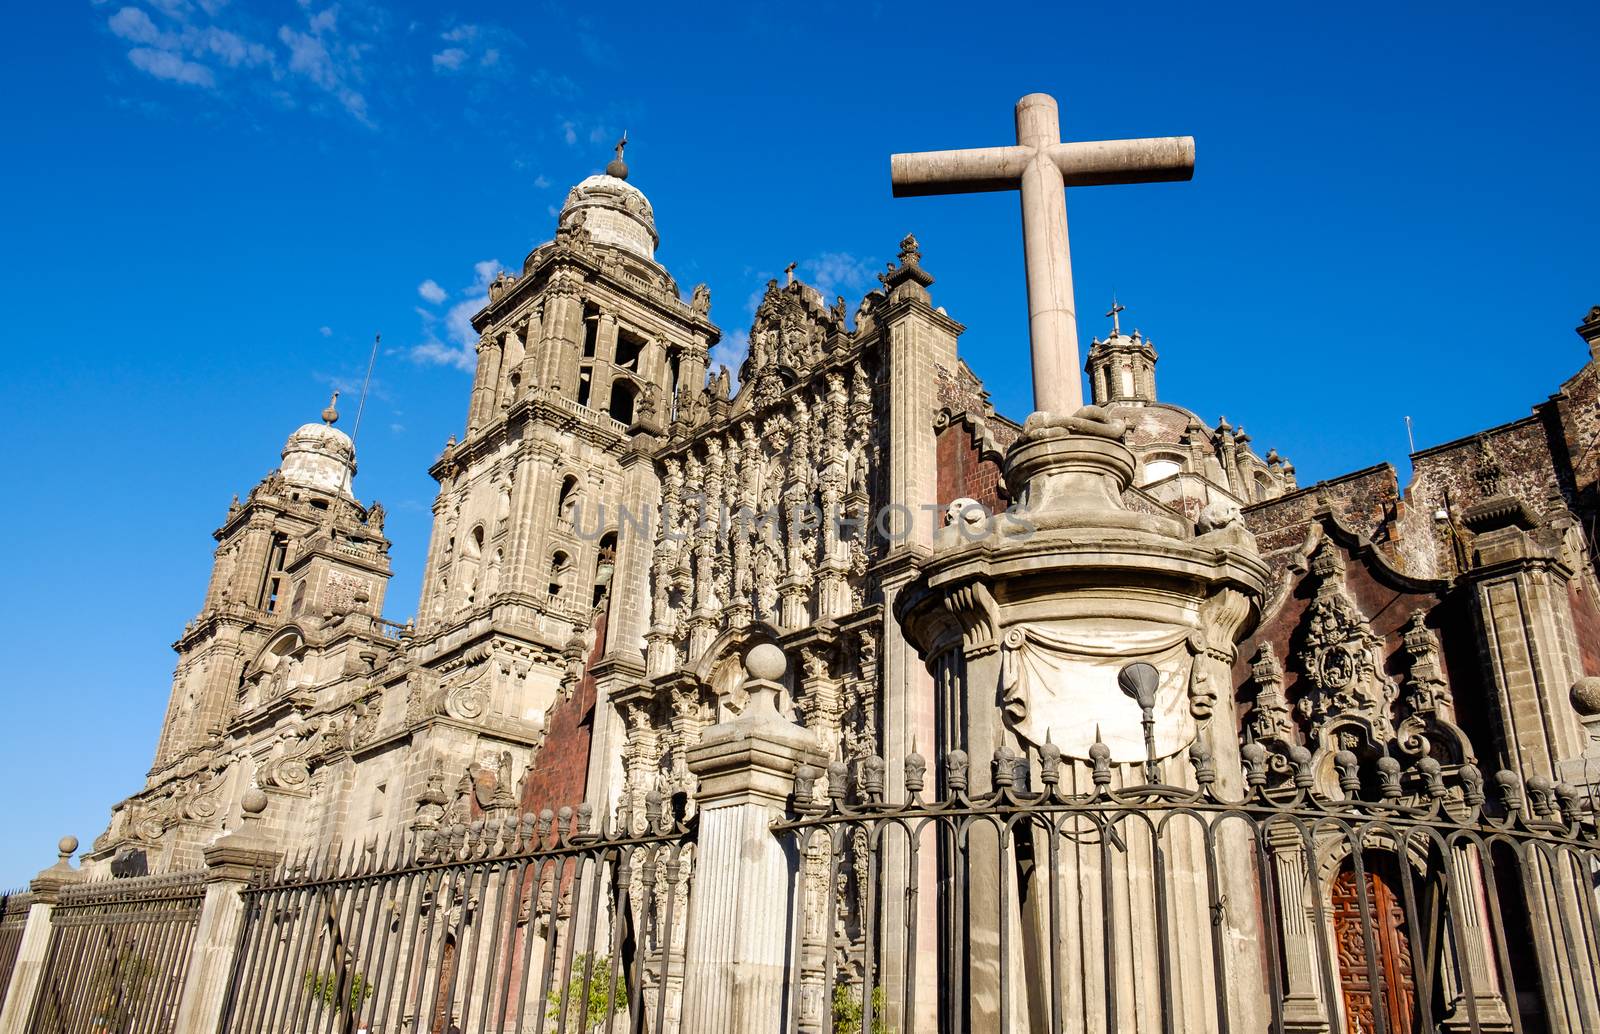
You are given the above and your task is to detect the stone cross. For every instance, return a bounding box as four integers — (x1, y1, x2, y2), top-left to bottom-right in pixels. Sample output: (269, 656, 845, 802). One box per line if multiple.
(891, 93, 1194, 417)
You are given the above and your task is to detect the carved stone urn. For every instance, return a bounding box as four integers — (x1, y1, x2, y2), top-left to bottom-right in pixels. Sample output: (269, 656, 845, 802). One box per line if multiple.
(898, 408, 1269, 777)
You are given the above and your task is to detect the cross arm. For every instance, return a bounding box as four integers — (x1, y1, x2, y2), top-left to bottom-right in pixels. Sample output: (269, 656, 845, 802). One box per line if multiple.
(1049, 137, 1195, 186)
(891, 145, 1035, 197)
(890, 136, 1195, 197)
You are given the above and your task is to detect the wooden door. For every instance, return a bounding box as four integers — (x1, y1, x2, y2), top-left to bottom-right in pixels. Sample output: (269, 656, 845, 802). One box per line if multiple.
(1331, 855, 1416, 1034)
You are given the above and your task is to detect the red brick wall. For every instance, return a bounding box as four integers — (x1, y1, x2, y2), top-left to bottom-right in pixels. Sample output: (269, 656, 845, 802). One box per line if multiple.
(936, 424, 1008, 514)
(1569, 580, 1600, 678)
(519, 609, 607, 815)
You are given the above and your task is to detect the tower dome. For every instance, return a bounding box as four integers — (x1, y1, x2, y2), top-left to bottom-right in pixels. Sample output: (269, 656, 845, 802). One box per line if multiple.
(557, 134, 658, 261)
(279, 392, 356, 498)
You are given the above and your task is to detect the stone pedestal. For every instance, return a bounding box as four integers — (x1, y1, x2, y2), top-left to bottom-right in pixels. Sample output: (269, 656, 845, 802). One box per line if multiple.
(897, 409, 1272, 1033)
(680, 645, 826, 1033)
(171, 791, 281, 1034)
(0, 838, 82, 1034)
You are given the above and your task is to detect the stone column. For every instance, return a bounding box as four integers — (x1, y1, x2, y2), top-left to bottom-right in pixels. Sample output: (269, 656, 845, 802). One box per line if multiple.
(172, 791, 282, 1034)
(540, 276, 583, 395)
(468, 335, 502, 435)
(590, 315, 620, 414)
(0, 837, 81, 1034)
(681, 645, 826, 1033)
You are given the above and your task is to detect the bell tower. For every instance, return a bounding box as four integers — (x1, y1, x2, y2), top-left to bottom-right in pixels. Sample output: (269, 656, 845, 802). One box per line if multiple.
(150, 394, 392, 774)
(407, 141, 721, 809)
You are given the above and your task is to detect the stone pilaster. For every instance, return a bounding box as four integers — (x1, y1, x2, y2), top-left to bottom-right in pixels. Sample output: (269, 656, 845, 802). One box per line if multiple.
(1461, 497, 1586, 777)
(0, 838, 82, 1034)
(681, 645, 826, 1032)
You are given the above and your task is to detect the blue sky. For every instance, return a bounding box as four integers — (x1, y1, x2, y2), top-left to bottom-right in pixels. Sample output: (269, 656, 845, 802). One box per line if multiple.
(0, 0, 1595, 885)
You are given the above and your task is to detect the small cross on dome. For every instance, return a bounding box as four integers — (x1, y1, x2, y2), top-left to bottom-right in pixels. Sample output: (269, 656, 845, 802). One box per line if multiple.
(1106, 297, 1126, 337)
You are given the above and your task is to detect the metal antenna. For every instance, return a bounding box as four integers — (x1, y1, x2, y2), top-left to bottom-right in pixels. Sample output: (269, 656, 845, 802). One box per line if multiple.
(1404, 415, 1416, 454)
(353, 333, 380, 447)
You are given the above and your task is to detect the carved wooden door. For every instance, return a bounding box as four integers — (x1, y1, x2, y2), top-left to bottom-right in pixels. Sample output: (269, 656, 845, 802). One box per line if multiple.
(1331, 857, 1416, 1034)
(430, 935, 457, 1034)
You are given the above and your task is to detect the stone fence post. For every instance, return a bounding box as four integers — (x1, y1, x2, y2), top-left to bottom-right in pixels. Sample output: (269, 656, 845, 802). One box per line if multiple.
(681, 644, 826, 1033)
(173, 788, 281, 1034)
(0, 837, 82, 1034)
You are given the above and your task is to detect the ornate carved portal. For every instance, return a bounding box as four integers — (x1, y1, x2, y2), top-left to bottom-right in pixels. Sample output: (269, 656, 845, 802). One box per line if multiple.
(1331, 854, 1416, 1034)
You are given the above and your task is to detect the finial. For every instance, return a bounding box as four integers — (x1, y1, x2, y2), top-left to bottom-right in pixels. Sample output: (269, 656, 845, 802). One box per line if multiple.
(784, 261, 797, 286)
(1106, 295, 1126, 337)
(606, 131, 629, 180)
(322, 390, 340, 426)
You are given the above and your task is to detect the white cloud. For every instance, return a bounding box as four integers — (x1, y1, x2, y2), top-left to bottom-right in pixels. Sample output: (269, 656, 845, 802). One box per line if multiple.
(408, 259, 504, 372)
(103, 2, 371, 123)
(561, 120, 577, 145)
(409, 340, 476, 372)
(432, 23, 516, 77)
(417, 279, 447, 304)
(533, 174, 550, 189)
(109, 7, 162, 45)
(128, 46, 215, 87)
(802, 252, 876, 300)
(319, 325, 333, 337)
(710, 328, 748, 389)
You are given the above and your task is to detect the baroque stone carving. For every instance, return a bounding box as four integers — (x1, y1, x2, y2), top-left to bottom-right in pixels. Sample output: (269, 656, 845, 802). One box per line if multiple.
(1294, 540, 1396, 746)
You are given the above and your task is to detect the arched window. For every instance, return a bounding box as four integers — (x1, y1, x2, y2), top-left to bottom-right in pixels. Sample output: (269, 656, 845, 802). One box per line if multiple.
(557, 475, 579, 523)
(614, 330, 645, 371)
(593, 533, 617, 608)
(1254, 471, 1275, 502)
(1141, 454, 1183, 486)
(581, 304, 600, 358)
(549, 550, 571, 600)
(609, 379, 639, 425)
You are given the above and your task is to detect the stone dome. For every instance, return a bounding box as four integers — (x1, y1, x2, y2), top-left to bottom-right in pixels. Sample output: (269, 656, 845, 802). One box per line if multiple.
(558, 174, 659, 261)
(280, 398, 355, 497)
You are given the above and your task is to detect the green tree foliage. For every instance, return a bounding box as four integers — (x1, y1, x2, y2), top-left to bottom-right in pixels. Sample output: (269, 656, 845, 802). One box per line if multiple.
(545, 953, 627, 1032)
(303, 967, 376, 1014)
(831, 983, 891, 1034)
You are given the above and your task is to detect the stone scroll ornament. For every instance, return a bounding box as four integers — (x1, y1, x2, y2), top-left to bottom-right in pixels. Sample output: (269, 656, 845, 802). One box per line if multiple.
(999, 622, 1195, 762)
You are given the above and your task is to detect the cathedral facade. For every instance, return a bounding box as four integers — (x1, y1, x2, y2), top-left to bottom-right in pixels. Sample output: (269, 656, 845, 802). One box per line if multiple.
(86, 144, 1600, 959)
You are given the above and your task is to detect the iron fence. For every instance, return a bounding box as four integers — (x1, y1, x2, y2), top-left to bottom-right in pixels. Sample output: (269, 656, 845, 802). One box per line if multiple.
(0, 890, 33, 1016)
(218, 803, 694, 1034)
(775, 742, 1600, 1034)
(24, 871, 205, 1034)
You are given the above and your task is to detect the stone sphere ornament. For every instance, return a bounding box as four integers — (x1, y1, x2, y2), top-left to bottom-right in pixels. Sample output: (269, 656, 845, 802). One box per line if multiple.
(58, 835, 78, 859)
(1571, 676, 1600, 717)
(746, 643, 787, 682)
(241, 787, 269, 815)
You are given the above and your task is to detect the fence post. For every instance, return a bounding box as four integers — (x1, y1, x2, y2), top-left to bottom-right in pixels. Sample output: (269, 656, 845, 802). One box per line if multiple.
(681, 644, 826, 1033)
(172, 789, 281, 1034)
(0, 837, 81, 1034)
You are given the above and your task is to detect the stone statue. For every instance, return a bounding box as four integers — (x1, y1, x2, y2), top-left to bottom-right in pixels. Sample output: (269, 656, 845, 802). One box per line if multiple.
(690, 282, 711, 316)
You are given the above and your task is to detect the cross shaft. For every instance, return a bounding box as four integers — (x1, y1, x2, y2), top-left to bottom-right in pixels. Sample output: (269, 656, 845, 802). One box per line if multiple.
(891, 94, 1194, 417)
